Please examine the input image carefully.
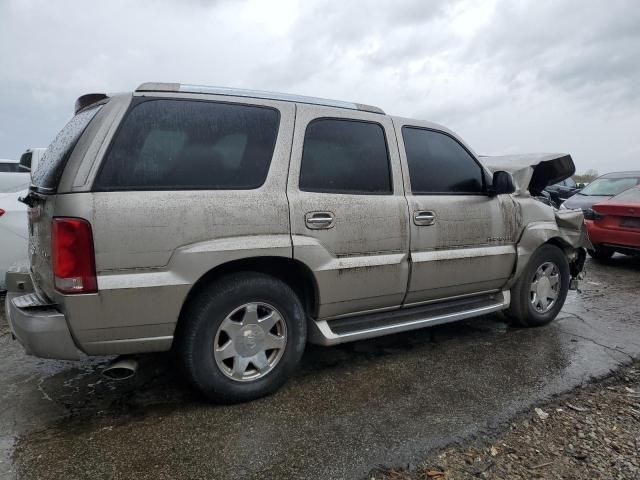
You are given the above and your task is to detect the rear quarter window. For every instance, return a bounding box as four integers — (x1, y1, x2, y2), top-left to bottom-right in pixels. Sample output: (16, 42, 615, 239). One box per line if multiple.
(94, 99, 280, 191)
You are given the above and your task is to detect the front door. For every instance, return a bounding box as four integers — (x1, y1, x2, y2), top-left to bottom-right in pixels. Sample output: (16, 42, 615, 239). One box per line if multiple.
(393, 120, 517, 305)
(287, 105, 410, 319)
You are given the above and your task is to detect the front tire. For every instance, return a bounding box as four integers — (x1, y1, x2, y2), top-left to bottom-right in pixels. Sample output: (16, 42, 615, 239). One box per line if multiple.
(176, 272, 307, 403)
(507, 244, 570, 327)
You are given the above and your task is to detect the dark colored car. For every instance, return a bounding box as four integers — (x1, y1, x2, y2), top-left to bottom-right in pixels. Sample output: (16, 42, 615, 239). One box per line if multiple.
(545, 177, 580, 207)
(586, 186, 640, 260)
(560, 171, 640, 212)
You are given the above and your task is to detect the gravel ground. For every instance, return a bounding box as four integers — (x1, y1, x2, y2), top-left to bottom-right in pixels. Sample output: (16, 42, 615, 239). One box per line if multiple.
(374, 361, 640, 480)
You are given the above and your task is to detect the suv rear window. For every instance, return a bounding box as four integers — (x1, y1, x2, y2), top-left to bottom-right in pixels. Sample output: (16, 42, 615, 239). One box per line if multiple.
(31, 105, 103, 192)
(95, 99, 280, 191)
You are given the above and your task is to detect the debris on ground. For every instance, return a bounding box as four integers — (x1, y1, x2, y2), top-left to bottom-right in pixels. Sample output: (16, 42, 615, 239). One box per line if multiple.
(373, 362, 640, 479)
(534, 407, 549, 420)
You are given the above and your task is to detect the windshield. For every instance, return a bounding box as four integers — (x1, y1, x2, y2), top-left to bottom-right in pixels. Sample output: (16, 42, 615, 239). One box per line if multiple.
(611, 187, 640, 203)
(579, 176, 640, 196)
(31, 104, 103, 192)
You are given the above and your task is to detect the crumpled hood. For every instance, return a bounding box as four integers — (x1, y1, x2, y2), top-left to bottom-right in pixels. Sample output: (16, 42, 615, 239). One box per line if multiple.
(480, 153, 575, 196)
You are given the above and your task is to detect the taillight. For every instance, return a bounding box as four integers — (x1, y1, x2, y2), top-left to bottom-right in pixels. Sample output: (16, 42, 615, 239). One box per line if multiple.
(0, 208, 5, 217)
(51, 217, 97, 294)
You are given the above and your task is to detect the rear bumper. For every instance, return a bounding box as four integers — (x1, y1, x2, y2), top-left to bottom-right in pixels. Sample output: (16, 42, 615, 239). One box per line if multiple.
(5, 274, 83, 361)
(586, 220, 640, 250)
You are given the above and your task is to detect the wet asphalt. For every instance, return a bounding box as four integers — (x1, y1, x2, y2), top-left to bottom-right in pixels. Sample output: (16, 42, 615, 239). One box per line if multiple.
(1, 257, 639, 480)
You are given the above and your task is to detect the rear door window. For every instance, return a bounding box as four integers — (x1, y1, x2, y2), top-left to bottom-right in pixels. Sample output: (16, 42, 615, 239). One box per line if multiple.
(299, 118, 392, 194)
(31, 105, 103, 192)
(94, 99, 280, 190)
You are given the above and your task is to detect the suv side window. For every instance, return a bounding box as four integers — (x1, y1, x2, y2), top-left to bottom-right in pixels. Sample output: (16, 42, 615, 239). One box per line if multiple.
(299, 118, 392, 194)
(19, 151, 32, 171)
(402, 127, 485, 194)
(95, 99, 280, 190)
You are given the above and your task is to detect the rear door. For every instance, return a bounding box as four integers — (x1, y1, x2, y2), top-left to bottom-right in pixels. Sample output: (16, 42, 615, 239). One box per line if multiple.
(287, 105, 410, 319)
(394, 119, 517, 305)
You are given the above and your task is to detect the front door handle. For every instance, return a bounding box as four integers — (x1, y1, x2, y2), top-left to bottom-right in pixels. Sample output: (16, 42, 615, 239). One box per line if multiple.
(414, 210, 436, 226)
(305, 211, 335, 229)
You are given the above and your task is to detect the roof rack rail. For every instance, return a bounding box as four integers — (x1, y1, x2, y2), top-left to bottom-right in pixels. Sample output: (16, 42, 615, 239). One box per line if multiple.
(136, 82, 385, 114)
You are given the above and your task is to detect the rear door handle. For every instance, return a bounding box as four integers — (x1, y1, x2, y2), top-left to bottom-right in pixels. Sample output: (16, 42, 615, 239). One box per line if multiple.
(414, 210, 436, 226)
(305, 211, 335, 229)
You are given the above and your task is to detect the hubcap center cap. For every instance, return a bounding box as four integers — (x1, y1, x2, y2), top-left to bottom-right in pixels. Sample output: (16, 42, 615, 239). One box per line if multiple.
(537, 276, 552, 299)
(236, 325, 265, 357)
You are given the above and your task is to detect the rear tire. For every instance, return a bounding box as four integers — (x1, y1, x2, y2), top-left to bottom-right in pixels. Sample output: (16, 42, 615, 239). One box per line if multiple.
(506, 244, 570, 327)
(176, 272, 306, 403)
(588, 246, 615, 261)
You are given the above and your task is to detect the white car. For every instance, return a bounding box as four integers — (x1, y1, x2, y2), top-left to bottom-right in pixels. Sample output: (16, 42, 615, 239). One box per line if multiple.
(18, 148, 46, 173)
(0, 173, 30, 290)
(0, 159, 21, 172)
(0, 171, 30, 193)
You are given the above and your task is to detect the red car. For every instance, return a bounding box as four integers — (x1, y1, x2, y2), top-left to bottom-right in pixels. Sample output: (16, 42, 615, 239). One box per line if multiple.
(586, 186, 640, 260)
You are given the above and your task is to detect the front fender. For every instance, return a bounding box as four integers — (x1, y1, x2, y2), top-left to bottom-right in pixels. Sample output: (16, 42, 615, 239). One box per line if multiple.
(506, 209, 590, 289)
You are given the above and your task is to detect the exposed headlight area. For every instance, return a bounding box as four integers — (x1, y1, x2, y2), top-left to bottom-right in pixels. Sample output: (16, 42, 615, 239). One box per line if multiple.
(582, 208, 603, 221)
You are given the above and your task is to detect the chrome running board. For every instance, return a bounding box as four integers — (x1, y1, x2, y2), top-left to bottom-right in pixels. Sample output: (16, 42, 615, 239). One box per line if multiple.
(308, 291, 510, 346)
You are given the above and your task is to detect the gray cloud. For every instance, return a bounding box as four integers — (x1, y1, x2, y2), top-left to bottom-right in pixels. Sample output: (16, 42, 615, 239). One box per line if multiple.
(0, 0, 638, 173)
(467, 1, 640, 111)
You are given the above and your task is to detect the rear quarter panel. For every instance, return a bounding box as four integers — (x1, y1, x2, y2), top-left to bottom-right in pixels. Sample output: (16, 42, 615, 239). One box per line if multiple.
(54, 95, 296, 355)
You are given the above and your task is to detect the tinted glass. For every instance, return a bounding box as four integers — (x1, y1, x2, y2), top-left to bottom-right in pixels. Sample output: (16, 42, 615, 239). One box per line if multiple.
(402, 127, 484, 194)
(31, 105, 103, 192)
(580, 176, 640, 196)
(19, 151, 32, 170)
(0, 163, 21, 173)
(95, 99, 280, 190)
(299, 119, 391, 194)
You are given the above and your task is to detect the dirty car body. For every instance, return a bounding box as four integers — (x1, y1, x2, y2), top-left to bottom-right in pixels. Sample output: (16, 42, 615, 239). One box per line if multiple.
(6, 83, 588, 402)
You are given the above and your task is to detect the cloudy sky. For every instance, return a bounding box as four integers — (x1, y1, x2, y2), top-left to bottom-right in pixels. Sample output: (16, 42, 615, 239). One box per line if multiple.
(1, 0, 638, 173)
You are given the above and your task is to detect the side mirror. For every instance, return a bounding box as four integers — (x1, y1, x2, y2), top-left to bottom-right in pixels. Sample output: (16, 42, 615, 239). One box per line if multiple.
(489, 171, 516, 195)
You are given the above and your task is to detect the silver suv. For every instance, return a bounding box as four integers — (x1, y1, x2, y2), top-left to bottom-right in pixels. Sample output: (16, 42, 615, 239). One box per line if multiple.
(6, 83, 589, 402)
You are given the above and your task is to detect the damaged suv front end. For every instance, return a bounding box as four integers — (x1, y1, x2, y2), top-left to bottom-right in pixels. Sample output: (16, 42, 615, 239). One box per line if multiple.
(482, 153, 591, 290)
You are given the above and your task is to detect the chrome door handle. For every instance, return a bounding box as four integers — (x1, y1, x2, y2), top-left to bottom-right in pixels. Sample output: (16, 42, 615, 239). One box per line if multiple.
(414, 210, 436, 226)
(305, 212, 335, 229)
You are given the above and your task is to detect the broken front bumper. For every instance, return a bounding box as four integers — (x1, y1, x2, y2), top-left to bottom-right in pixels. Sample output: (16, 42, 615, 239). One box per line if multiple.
(5, 271, 82, 361)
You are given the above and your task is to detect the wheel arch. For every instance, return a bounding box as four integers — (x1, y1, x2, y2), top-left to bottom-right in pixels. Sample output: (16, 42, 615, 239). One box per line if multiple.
(507, 222, 585, 289)
(176, 256, 320, 328)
